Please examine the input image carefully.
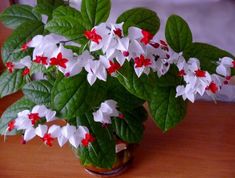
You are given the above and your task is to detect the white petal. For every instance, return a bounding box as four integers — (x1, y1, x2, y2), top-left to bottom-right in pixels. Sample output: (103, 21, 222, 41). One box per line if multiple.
(45, 110, 56, 122)
(77, 126, 89, 138)
(35, 125, 48, 138)
(216, 64, 230, 77)
(57, 135, 68, 147)
(17, 110, 30, 118)
(87, 73, 97, 86)
(61, 124, 76, 139)
(117, 37, 129, 51)
(32, 105, 48, 117)
(41, 15, 48, 24)
(48, 125, 61, 138)
(24, 128, 36, 142)
(69, 132, 81, 148)
(134, 67, 145, 78)
(128, 27, 142, 40)
(28, 35, 44, 48)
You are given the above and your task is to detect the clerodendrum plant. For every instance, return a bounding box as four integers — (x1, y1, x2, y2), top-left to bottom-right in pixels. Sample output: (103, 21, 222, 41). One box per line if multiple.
(0, 0, 234, 169)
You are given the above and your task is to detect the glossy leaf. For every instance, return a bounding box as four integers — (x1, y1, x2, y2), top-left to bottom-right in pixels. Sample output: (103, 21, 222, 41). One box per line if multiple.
(81, 0, 111, 27)
(107, 77, 144, 111)
(116, 8, 160, 35)
(34, 0, 65, 19)
(116, 61, 157, 100)
(112, 106, 147, 143)
(165, 15, 192, 52)
(0, 70, 25, 98)
(0, 97, 35, 135)
(1, 20, 44, 63)
(22, 80, 53, 106)
(0, 4, 41, 29)
(75, 113, 116, 169)
(148, 86, 187, 132)
(45, 6, 88, 44)
(51, 72, 107, 118)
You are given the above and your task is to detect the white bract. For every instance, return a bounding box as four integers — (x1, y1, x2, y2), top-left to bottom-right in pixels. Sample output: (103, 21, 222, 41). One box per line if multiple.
(216, 57, 235, 77)
(93, 100, 120, 124)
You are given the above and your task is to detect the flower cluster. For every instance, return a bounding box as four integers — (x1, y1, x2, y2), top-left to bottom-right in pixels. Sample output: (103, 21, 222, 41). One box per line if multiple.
(175, 57, 225, 102)
(6, 56, 32, 76)
(5, 23, 234, 103)
(5, 99, 122, 148)
(5, 104, 94, 148)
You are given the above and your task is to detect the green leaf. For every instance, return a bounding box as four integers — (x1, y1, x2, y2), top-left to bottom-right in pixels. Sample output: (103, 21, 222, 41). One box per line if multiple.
(165, 15, 192, 53)
(156, 65, 183, 87)
(0, 97, 35, 135)
(30, 63, 47, 75)
(0, 70, 25, 98)
(116, 8, 160, 35)
(112, 106, 147, 143)
(1, 20, 44, 63)
(75, 113, 116, 169)
(51, 72, 107, 118)
(148, 86, 187, 132)
(116, 62, 157, 100)
(0, 4, 41, 29)
(22, 80, 53, 106)
(34, 0, 65, 19)
(184, 42, 234, 73)
(81, 0, 111, 27)
(45, 6, 88, 44)
(107, 77, 144, 111)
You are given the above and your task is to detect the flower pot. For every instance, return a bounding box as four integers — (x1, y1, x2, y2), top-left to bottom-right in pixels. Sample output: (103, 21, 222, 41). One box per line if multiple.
(72, 140, 136, 177)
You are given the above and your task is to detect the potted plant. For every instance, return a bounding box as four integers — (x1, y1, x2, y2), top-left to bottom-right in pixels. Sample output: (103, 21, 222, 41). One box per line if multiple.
(0, 0, 234, 176)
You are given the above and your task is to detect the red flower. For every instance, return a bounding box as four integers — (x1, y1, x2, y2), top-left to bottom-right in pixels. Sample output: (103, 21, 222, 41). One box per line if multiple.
(177, 69, 186, 77)
(81, 133, 95, 147)
(206, 82, 218, 94)
(118, 114, 125, 119)
(28, 113, 41, 125)
(140, 30, 153, 45)
(7, 120, 15, 132)
(232, 60, 235, 68)
(107, 61, 121, 75)
(22, 67, 30, 76)
(84, 29, 102, 44)
(21, 41, 31, 52)
(42, 134, 54, 147)
(113, 28, 122, 38)
(195, 69, 206, 77)
(6, 62, 14, 73)
(34, 55, 48, 65)
(50, 52, 68, 69)
(123, 51, 129, 57)
(134, 55, 152, 68)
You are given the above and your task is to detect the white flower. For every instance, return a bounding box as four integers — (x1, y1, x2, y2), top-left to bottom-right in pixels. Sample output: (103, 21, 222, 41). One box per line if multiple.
(216, 57, 235, 77)
(14, 56, 32, 69)
(24, 128, 36, 142)
(35, 125, 48, 138)
(85, 60, 107, 85)
(85, 23, 108, 52)
(65, 50, 93, 77)
(93, 100, 119, 124)
(29, 34, 66, 61)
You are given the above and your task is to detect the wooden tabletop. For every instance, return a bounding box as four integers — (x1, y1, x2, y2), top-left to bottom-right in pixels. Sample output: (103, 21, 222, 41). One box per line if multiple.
(1, 96, 235, 178)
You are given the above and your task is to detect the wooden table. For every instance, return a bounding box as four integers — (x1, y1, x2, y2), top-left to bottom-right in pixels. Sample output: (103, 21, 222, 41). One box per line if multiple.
(1, 97, 235, 178)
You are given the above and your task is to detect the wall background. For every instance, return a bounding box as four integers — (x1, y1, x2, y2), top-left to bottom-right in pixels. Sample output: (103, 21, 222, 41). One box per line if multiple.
(16, 0, 235, 101)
